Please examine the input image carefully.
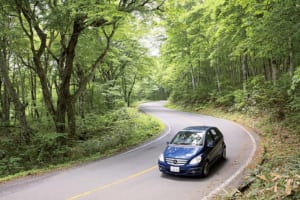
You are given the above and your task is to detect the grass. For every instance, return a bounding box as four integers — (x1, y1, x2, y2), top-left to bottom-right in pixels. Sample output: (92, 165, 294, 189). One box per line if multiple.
(1, 102, 299, 199)
(0, 107, 165, 183)
(166, 102, 300, 200)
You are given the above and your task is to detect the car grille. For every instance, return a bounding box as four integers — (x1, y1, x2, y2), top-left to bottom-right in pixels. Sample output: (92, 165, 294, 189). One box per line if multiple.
(165, 158, 188, 166)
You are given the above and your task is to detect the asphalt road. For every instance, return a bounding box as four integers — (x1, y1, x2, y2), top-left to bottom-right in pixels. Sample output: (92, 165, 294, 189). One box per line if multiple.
(0, 101, 258, 200)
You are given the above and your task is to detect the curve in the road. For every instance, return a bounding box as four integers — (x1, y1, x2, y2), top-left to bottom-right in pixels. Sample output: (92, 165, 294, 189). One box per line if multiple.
(67, 120, 172, 200)
(0, 101, 259, 200)
(203, 120, 257, 199)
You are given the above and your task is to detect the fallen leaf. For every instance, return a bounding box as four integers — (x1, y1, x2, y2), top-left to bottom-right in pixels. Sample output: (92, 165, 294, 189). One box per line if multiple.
(285, 179, 293, 196)
(270, 172, 281, 181)
(257, 174, 269, 182)
(274, 183, 278, 193)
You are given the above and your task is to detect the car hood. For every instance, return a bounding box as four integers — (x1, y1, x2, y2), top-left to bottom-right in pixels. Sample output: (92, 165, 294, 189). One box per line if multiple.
(164, 145, 203, 160)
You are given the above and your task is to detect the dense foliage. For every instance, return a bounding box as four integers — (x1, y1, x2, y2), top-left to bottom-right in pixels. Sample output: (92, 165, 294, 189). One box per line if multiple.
(0, 0, 165, 140)
(160, 0, 300, 132)
(160, 1, 300, 198)
(1, 0, 299, 198)
(0, 0, 165, 178)
(0, 107, 163, 179)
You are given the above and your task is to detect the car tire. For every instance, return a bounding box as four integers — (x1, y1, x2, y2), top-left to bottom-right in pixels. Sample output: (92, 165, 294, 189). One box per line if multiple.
(221, 147, 226, 160)
(202, 161, 210, 177)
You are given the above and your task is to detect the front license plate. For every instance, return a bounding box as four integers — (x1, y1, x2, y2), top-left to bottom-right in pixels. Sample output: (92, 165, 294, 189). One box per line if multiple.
(170, 166, 180, 172)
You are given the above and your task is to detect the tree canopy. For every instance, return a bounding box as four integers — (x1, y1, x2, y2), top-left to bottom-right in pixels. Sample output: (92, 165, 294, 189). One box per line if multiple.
(0, 2, 300, 196)
(0, 0, 165, 140)
(160, 0, 300, 120)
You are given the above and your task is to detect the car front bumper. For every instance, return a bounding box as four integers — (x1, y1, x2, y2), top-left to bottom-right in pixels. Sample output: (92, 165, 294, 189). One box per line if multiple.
(158, 161, 204, 176)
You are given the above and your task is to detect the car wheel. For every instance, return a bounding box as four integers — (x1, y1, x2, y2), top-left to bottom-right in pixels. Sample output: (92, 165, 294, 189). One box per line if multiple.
(222, 147, 226, 160)
(202, 161, 210, 177)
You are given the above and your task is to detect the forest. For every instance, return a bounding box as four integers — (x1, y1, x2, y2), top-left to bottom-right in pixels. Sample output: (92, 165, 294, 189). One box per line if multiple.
(160, 0, 300, 198)
(0, 0, 165, 178)
(0, 0, 299, 199)
(161, 0, 300, 119)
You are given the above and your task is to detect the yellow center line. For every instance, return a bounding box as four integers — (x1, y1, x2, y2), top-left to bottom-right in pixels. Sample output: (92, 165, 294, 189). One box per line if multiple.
(67, 165, 157, 200)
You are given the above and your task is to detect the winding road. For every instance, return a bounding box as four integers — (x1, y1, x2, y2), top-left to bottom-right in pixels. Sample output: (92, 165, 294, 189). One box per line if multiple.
(0, 101, 258, 200)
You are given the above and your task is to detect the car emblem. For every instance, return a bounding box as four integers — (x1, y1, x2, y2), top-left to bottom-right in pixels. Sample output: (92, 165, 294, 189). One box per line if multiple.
(173, 160, 177, 164)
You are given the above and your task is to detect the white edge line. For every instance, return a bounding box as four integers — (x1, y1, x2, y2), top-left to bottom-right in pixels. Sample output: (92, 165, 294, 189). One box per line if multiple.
(119, 120, 172, 156)
(120, 105, 257, 200)
(203, 121, 257, 200)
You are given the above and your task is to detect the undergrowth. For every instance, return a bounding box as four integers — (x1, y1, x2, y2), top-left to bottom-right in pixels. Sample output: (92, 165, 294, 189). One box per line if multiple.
(0, 107, 164, 182)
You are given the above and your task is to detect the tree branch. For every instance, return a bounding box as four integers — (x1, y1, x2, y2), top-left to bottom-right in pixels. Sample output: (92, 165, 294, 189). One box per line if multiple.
(71, 21, 118, 102)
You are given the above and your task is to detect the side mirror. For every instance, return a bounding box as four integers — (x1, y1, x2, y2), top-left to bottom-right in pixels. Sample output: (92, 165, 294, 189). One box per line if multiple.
(166, 141, 170, 145)
(207, 141, 215, 148)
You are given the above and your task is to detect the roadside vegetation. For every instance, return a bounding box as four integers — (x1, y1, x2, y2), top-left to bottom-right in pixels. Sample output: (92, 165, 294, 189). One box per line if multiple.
(168, 102, 300, 199)
(160, 0, 300, 199)
(1, 0, 299, 198)
(0, 107, 164, 182)
(0, 1, 165, 182)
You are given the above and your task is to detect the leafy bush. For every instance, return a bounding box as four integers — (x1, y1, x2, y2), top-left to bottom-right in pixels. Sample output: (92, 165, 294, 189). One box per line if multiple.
(73, 107, 163, 160)
(0, 135, 27, 177)
(0, 157, 24, 177)
(32, 132, 69, 165)
(0, 107, 163, 180)
(215, 92, 235, 107)
(232, 89, 246, 111)
(289, 67, 300, 112)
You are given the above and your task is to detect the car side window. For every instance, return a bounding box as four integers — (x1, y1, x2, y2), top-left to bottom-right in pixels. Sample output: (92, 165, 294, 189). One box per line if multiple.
(210, 129, 220, 141)
(206, 131, 215, 146)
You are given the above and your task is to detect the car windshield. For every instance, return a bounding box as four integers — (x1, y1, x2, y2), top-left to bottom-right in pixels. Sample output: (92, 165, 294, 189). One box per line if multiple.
(170, 131, 204, 146)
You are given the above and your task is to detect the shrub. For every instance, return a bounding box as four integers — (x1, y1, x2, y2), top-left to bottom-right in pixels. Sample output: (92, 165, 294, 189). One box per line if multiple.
(32, 132, 69, 165)
(0, 107, 163, 180)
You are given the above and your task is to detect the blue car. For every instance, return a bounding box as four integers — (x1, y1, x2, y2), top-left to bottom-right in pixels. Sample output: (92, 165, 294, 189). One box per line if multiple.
(158, 126, 226, 177)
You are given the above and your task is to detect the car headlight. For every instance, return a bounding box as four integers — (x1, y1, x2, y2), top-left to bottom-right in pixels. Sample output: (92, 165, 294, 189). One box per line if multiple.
(189, 155, 202, 165)
(159, 153, 164, 162)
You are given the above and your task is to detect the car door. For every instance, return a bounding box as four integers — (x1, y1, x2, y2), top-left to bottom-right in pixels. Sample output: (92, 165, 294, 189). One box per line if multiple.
(210, 128, 223, 158)
(205, 130, 218, 163)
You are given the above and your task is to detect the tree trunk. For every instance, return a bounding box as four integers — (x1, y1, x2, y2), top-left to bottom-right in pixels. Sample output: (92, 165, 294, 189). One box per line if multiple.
(67, 100, 76, 138)
(34, 57, 57, 121)
(30, 70, 39, 119)
(271, 58, 277, 86)
(190, 64, 196, 90)
(55, 16, 86, 135)
(0, 79, 10, 123)
(17, 63, 26, 106)
(0, 57, 31, 143)
(0, 79, 2, 120)
(214, 59, 221, 93)
(122, 74, 128, 105)
(264, 58, 274, 81)
(121, 70, 137, 107)
(289, 37, 294, 77)
(79, 92, 85, 119)
(242, 52, 248, 94)
(0, 30, 10, 124)
(126, 74, 137, 107)
(55, 95, 67, 133)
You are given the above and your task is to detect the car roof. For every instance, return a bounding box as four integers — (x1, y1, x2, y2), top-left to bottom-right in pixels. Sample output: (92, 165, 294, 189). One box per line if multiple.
(182, 126, 216, 132)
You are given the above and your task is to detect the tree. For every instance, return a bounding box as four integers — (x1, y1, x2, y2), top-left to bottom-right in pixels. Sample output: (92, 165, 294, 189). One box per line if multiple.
(0, 1, 31, 142)
(11, 0, 165, 137)
(160, 0, 300, 112)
